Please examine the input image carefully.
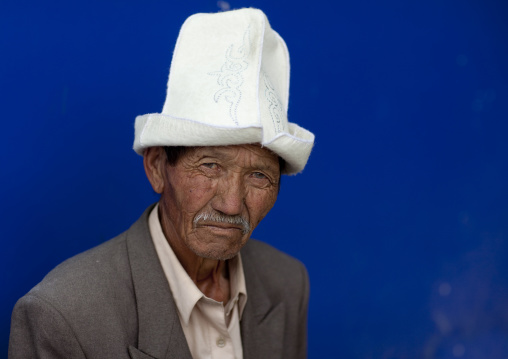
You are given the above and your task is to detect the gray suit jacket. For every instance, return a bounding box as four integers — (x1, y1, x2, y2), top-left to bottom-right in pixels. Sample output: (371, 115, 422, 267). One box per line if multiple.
(9, 206, 309, 359)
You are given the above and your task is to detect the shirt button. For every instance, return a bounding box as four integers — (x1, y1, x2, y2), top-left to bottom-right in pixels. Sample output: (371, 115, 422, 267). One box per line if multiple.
(216, 337, 226, 348)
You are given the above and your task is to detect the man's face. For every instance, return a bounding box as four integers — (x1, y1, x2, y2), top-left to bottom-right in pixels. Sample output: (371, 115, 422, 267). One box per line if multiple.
(158, 144, 280, 261)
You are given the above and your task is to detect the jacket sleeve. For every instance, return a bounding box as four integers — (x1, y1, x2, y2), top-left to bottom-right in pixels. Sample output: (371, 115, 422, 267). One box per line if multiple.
(296, 263, 310, 359)
(9, 294, 87, 359)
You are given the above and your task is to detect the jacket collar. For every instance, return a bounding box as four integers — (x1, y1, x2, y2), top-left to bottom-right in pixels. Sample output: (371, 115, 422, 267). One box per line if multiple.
(126, 205, 192, 359)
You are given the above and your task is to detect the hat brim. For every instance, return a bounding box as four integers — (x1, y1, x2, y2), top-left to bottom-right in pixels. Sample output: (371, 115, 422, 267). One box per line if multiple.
(134, 113, 314, 174)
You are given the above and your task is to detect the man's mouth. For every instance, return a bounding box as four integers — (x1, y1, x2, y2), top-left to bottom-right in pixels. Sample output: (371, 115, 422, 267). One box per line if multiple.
(193, 211, 251, 234)
(198, 222, 244, 232)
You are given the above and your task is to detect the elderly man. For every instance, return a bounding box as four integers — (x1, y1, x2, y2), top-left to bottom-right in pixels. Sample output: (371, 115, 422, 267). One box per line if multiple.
(9, 8, 314, 359)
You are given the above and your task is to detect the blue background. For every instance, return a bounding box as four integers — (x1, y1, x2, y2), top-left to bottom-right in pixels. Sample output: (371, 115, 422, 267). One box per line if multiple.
(1, 0, 507, 358)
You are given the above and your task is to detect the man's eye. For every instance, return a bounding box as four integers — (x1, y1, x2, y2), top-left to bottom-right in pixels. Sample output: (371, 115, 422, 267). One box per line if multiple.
(251, 172, 267, 180)
(201, 163, 218, 169)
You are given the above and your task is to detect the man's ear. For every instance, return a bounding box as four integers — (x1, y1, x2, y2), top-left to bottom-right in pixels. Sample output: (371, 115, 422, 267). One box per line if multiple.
(143, 147, 166, 194)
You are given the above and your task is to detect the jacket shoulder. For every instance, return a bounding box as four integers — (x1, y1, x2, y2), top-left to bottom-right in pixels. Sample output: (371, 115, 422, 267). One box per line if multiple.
(28, 232, 132, 307)
(242, 239, 307, 271)
(241, 239, 309, 297)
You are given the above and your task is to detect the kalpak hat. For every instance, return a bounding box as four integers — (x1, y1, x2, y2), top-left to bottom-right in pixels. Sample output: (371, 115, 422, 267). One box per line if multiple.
(133, 8, 314, 174)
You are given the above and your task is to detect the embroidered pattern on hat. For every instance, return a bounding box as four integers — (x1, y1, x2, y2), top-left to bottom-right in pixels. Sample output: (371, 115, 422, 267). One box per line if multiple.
(209, 27, 251, 126)
(262, 71, 284, 134)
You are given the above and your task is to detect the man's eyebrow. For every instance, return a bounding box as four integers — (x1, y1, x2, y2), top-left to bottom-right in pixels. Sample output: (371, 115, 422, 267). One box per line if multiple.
(195, 149, 225, 160)
(251, 162, 279, 172)
(196, 148, 279, 171)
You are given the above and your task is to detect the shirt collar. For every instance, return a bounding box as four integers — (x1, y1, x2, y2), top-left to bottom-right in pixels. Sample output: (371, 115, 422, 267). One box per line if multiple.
(148, 203, 248, 325)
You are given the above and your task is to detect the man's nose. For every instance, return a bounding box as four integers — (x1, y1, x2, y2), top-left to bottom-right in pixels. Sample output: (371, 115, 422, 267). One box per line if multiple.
(211, 174, 245, 216)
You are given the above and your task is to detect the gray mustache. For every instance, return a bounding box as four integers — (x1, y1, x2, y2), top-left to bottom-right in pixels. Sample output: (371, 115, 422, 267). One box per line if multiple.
(193, 211, 251, 234)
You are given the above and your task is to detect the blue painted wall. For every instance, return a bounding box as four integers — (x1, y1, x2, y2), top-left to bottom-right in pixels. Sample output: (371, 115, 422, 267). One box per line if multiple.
(2, 0, 507, 357)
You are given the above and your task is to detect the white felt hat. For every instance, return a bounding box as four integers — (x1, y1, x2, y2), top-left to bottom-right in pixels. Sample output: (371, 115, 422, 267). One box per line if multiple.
(133, 8, 314, 174)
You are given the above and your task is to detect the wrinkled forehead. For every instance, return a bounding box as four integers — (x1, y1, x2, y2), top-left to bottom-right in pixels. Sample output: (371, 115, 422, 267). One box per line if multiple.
(189, 144, 279, 167)
(203, 144, 278, 158)
(163, 144, 285, 173)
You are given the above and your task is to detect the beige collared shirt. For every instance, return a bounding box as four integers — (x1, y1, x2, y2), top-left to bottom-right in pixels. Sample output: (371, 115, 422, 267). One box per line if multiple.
(149, 204, 247, 359)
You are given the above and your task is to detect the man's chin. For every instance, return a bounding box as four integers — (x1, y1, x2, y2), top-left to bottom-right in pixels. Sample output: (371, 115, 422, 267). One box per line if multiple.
(188, 236, 249, 261)
(190, 246, 241, 261)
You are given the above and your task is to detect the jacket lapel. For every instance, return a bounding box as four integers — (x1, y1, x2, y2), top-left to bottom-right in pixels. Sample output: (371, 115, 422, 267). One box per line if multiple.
(126, 206, 192, 359)
(241, 245, 285, 359)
